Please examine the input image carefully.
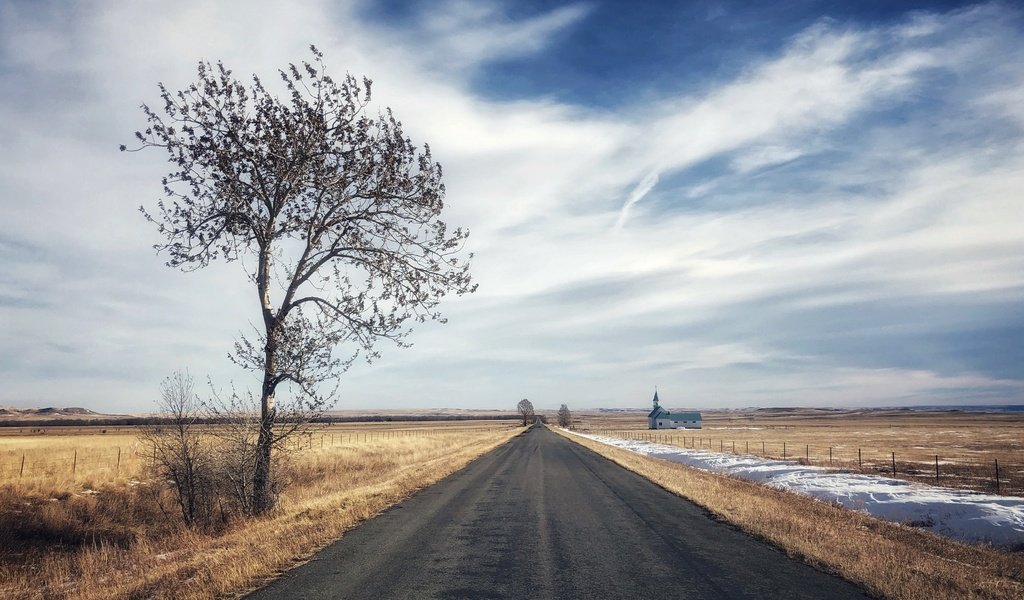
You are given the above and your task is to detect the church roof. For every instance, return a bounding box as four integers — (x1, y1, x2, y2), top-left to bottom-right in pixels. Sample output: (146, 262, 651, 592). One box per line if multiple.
(648, 405, 667, 418)
(647, 390, 702, 420)
(660, 412, 702, 421)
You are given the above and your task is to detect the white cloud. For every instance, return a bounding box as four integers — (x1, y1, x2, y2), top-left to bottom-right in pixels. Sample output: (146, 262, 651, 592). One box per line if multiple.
(0, 1, 1022, 411)
(612, 170, 660, 232)
(418, 0, 591, 73)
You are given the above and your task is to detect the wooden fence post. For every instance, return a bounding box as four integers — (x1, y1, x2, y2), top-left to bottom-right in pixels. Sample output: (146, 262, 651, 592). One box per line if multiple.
(762, 441, 765, 455)
(805, 445, 809, 462)
(72, 449, 77, 476)
(829, 447, 832, 465)
(891, 452, 896, 476)
(783, 442, 787, 460)
(20, 454, 25, 478)
(116, 447, 121, 474)
(995, 459, 1000, 494)
(934, 455, 939, 482)
(858, 448, 862, 469)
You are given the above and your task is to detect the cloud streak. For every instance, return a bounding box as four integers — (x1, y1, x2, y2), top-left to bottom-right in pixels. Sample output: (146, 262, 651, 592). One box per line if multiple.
(0, 1, 1022, 411)
(612, 170, 659, 232)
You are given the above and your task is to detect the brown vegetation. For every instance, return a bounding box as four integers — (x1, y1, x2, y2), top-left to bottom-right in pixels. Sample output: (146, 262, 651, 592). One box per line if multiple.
(577, 409, 1024, 495)
(557, 428, 1024, 600)
(0, 423, 519, 600)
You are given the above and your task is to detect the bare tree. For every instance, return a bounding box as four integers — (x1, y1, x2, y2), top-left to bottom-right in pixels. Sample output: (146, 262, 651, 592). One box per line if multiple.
(204, 388, 263, 516)
(517, 398, 535, 426)
(126, 47, 475, 514)
(139, 371, 216, 528)
(557, 404, 572, 428)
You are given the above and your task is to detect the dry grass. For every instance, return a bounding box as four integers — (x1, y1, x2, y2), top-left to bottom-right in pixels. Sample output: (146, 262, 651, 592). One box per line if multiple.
(576, 410, 1024, 494)
(0, 423, 521, 600)
(557, 428, 1024, 600)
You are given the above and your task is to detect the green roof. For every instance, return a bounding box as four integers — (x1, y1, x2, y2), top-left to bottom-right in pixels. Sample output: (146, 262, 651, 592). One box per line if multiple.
(656, 412, 701, 421)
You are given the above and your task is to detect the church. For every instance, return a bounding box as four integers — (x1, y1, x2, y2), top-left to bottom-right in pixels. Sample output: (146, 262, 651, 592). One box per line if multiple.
(647, 390, 702, 430)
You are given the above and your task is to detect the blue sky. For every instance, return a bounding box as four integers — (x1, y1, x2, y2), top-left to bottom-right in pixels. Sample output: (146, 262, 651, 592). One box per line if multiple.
(1, 0, 1022, 412)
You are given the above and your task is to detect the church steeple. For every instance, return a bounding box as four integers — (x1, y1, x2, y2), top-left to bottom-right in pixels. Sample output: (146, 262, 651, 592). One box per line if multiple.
(652, 387, 660, 408)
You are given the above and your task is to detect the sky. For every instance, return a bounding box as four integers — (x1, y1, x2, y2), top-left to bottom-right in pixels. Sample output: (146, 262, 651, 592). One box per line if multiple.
(1, 0, 1023, 412)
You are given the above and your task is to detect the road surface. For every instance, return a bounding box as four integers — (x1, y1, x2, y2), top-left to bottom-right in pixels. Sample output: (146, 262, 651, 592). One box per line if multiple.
(247, 425, 868, 599)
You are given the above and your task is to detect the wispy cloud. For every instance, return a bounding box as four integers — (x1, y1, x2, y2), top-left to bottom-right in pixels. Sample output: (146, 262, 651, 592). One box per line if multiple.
(0, 1, 1022, 410)
(612, 170, 659, 232)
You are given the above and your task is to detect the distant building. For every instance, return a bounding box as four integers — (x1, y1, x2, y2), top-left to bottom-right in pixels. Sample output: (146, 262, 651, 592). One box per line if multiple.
(647, 390, 701, 430)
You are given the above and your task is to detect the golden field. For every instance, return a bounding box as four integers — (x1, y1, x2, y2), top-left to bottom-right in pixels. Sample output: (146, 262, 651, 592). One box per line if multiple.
(557, 428, 1024, 600)
(573, 409, 1024, 494)
(0, 421, 520, 600)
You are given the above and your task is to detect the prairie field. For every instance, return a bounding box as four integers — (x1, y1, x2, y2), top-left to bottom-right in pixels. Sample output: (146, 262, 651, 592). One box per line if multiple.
(0, 421, 520, 600)
(574, 409, 1024, 494)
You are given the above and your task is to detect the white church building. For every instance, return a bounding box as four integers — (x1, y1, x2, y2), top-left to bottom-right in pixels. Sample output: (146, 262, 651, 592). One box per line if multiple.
(647, 390, 701, 430)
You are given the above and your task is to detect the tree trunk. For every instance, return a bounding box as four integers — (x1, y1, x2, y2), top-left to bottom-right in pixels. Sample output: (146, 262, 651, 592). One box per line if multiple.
(253, 248, 277, 515)
(252, 386, 275, 514)
(251, 341, 276, 513)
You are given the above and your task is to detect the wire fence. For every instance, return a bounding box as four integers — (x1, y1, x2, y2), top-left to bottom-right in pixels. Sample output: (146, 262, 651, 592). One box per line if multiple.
(0, 426, 512, 482)
(0, 445, 144, 480)
(584, 429, 1021, 497)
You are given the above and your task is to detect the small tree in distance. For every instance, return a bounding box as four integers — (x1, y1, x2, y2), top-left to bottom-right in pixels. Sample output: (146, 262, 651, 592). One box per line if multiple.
(126, 46, 475, 514)
(517, 398, 535, 426)
(557, 404, 572, 428)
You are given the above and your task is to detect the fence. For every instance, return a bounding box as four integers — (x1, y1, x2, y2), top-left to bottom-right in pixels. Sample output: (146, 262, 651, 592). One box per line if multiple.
(0, 445, 144, 481)
(0, 426, 510, 483)
(585, 429, 1020, 496)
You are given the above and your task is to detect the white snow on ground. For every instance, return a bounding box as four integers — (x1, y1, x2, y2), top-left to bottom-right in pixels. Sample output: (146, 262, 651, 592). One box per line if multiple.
(567, 431, 1024, 548)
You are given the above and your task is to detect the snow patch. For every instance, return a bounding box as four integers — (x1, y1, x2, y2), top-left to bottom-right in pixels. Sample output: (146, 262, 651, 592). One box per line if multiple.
(568, 431, 1024, 548)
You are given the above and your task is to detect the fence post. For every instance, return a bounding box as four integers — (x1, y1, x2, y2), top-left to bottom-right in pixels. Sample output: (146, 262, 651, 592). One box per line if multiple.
(858, 448, 862, 469)
(829, 447, 832, 465)
(934, 455, 939, 482)
(891, 452, 896, 476)
(783, 442, 786, 460)
(805, 445, 809, 462)
(732, 441, 735, 453)
(20, 454, 25, 478)
(116, 447, 122, 474)
(762, 441, 765, 455)
(995, 459, 1000, 494)
(72, 449, 77, 476)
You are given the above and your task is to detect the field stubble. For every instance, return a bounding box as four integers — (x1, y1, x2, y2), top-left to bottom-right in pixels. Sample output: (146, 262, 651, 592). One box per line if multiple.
(0, 421, 520, 600)
(578, 410, 1024, 494)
